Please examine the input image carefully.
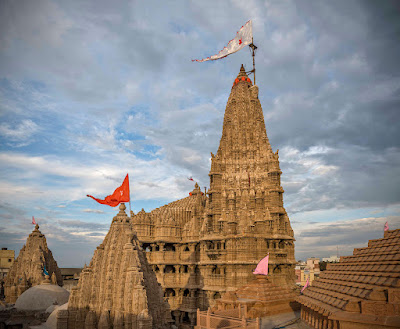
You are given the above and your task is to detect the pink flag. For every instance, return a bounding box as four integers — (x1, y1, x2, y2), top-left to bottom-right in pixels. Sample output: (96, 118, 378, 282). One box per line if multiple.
(253, 253, 269, 275)
(384, 221, 389, 231)
(192, 20, 253, 62)
(32, 216, 36, 225)
(301, 277, 310, 293)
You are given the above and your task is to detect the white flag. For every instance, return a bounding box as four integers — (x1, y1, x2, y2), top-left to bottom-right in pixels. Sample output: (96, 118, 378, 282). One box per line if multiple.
(193, 20, 253, 62)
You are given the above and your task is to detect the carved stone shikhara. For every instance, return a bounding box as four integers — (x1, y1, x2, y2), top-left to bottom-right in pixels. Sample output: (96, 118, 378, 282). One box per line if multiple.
(297, 229, 400, 329)
(57, 204, 171, 329)
(131, 66, 296, 326)
(4, 224, 63, 303)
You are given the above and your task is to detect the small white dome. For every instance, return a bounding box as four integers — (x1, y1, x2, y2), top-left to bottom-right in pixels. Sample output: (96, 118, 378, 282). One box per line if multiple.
(45, 302, 68, 329)
(15, 284, 69, 311)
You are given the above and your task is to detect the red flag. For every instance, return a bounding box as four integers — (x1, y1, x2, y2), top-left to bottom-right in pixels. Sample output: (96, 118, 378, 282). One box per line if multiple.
(188, 177, 194, 181)
(32, 216, 36, 225)
(87, 174, 130, 207)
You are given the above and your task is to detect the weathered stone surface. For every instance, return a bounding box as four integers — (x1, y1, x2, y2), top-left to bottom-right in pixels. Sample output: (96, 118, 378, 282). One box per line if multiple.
(214, 276, 299, 319)
(297, 228, 400, 328)
(57, 204, 171, 329)
(4, 224, 63, 303)
(131, 65, 296, 326)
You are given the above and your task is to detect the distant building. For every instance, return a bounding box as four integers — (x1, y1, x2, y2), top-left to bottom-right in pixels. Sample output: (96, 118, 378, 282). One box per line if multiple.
(306, 257, 320, 270)
(295, 257, 320, 287)
(0, 247, 15, 280)
(60, 268, 82, 291)
(322, 255, 340, 263)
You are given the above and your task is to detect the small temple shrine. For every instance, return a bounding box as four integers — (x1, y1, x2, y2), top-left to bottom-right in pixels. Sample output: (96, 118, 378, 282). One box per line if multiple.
(4, 224, 63, 303)
(56, 203, 171, 329)
(297, 228, 400, 329)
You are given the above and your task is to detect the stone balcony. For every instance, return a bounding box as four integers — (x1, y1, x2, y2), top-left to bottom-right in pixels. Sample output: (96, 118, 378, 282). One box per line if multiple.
(147, 251, 178, 264)
(158, 273, 194, 287)
(164, 296, 197, 311)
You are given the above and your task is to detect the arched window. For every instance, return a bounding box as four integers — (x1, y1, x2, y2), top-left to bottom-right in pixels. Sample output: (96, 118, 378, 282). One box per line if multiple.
(184, 246, 190, 252)
(164, 265, 175, 273)
(183, 289, 190, 297)
(164, 288, 175, 297)
(214, 292, 221, 299)
(142, 243, 151, 252)
(164, 243, 175, 252)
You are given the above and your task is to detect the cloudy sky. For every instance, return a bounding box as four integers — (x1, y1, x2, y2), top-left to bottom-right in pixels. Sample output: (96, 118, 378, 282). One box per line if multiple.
(1, 0, 399, 267)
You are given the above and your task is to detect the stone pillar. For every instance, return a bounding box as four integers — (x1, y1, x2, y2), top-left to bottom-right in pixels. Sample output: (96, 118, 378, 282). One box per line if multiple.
(172, 310, 180, 326)
(189, 312, 196, 326)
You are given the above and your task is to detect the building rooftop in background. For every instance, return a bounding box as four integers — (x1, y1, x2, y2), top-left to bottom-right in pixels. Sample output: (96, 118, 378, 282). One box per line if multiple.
(0, 247, 15, 282)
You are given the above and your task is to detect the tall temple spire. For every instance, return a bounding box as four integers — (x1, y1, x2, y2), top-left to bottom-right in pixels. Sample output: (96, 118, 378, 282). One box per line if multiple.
(216, 65, 273, 167)
(205, 64, 295, 286)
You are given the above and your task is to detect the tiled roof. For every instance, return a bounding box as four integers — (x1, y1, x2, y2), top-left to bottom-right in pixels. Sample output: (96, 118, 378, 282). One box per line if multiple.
(297, 229, 400, 323)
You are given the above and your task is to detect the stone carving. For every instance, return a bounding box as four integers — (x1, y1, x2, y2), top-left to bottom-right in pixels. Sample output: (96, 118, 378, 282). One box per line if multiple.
(57, 204, 171, 329)
(4, 224, 63, 303)
(297, 228, 400, 329)
(131, 65, 296, 326)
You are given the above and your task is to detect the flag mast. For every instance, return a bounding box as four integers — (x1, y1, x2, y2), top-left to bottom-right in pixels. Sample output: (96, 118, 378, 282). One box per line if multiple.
(249, 37, 257, 84)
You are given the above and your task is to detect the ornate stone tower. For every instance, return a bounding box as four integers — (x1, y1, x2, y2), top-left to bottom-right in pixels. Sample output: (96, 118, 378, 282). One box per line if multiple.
(57, 204, 171, 329)
(4, 224, 63, 303)
(199, 64, 296, 293)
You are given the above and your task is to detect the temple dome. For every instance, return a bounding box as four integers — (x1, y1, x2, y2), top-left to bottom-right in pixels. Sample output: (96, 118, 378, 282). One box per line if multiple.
(15, 284, 69, 311)
(45, 302, 69, 329)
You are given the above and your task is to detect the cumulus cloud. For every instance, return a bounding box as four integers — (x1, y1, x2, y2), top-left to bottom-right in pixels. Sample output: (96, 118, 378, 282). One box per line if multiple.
(0, 0, 399, 266)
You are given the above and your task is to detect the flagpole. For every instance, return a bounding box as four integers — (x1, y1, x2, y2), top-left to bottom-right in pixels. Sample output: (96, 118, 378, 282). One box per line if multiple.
(249, 38, 257, 85)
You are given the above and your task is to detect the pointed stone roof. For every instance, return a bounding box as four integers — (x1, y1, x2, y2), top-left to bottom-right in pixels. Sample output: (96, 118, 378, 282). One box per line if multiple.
(297, 229, 400, 329)
(4, 224, 63, 303)
(60, 203, 170, 329)
(216, 64, 273, 164)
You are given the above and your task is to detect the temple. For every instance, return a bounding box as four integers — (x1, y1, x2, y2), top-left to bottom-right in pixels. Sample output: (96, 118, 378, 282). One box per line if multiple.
(4, 224, 63, 303)
(297, 228, 400, 329)
(131, 65, 297, 327)
(57, 203, 171, 329)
